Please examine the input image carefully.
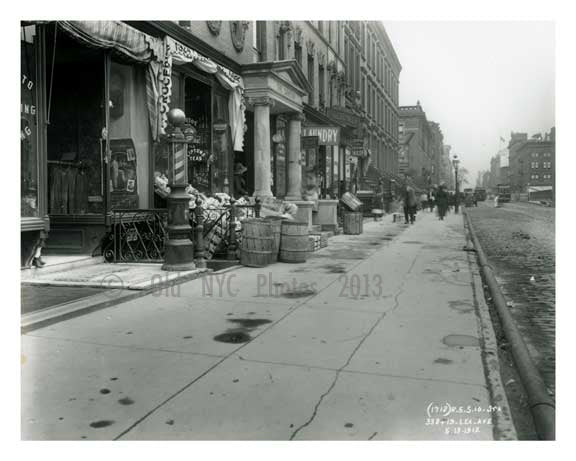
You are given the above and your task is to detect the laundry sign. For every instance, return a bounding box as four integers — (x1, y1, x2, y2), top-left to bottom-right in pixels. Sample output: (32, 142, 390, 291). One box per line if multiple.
(301, 126, 341, 146)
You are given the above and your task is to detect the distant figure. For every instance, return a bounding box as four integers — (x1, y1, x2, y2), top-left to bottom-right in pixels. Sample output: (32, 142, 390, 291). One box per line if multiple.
(428, 191, 435, 212)
(402, 184, 417, 224)
(436, 184, 449, 220)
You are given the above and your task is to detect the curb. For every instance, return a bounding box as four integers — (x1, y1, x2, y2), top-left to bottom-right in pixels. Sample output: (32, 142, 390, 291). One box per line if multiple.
(464, 230, 518, 440)
(463, 210, 555, 440)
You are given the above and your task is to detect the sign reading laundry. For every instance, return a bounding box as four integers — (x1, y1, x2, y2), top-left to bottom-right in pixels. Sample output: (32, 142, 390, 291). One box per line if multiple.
(301, 126, 341, 145)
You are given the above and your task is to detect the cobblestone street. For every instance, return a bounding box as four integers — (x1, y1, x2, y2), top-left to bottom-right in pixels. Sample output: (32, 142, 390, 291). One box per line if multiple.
(466, 202, 555, 397)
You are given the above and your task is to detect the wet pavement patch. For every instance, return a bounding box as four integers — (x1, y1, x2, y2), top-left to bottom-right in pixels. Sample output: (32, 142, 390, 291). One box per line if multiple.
(434, 358, 454, 364)
(322, 264, 347, 273)
(110, 377, 118, 381)
(281, 288, 317, 298)
(402, 241, 423, 244)
(442, 334, 480, 347)
(182, 335, 194, 339)
(228, 318, 272, 328)
(166, 419, 174, 425)
(213, 331, 252, 343)
(344, 422, 354, 428)
(99, 388, 111, 395)
(118, 397, 134, 405)
(448, 300, 474, 313)
(89, 420, 115, 429)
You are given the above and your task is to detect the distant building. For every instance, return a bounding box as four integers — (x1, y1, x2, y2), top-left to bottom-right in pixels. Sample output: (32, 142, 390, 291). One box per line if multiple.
(508, 128, 555, 201)
(428, 121, 444, 186)
(398, 101, 435, 189)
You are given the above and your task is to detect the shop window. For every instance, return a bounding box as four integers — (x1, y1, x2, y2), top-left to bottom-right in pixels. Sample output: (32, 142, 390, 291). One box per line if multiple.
(21, 24, 39, 217)
(531, 162, 539, 169)
(46, 30, 105, 215)
(184, 77, 212, 194)
(108, 61, 150, 210)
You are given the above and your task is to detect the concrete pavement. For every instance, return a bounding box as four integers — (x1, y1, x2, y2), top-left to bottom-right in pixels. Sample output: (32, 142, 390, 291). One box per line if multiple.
(21, 209, 516, 440)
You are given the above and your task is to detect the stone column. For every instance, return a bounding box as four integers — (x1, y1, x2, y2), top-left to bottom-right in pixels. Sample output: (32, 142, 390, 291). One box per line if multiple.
(285, 112, 305, 200)
(249, 96, 274, 197)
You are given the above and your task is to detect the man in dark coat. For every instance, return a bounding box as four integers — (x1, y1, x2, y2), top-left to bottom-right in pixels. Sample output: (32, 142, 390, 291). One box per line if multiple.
(402, 184, 417, 224)
(436, 183, 449, 220)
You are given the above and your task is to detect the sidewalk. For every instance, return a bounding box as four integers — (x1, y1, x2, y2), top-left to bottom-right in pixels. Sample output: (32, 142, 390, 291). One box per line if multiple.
(21, 210, 516, 440)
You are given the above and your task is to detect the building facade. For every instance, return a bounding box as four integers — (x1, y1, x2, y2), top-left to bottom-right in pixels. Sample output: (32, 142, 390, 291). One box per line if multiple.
(428, 121, 444, 186)
(398, 102, 434, 189)
(20, 20, 402, 266)
(508, 128, 555, 200)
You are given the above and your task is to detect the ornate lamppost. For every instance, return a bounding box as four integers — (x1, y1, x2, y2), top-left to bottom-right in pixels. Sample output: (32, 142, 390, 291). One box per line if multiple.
(162, 108, 196, 271)
(452, 154, 460, 214)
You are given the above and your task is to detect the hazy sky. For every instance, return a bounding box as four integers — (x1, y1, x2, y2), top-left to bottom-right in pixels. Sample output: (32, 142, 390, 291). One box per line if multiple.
(383, 21, 555, 185)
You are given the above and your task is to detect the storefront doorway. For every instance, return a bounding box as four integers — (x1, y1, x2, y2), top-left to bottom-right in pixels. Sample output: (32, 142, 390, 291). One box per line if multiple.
(44, 30, 107, 254)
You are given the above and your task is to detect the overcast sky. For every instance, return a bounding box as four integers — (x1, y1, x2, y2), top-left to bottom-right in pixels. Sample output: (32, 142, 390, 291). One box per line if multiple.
(382, 21, 555, 185)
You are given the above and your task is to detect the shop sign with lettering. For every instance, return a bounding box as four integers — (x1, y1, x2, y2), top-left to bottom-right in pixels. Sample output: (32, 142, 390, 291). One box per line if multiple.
(350, 137, 367, 157)
(301, 126, 341, 146)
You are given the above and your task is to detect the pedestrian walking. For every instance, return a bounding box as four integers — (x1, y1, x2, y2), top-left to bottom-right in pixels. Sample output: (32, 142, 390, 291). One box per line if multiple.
(436, 183, 449, 220)
(402, 184, 417, 224)
(428, 191, 435, 212)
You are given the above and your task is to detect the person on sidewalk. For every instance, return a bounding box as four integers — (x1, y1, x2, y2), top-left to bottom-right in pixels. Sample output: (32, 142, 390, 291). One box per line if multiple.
(436, 183, 449, 220)
(402, 183, 417, 224)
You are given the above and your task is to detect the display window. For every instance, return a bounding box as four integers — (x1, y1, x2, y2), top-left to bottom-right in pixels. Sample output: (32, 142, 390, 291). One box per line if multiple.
(108, 61, 150, 209)
(154, 70, 234, 200)
(21, 24, 39, 217)
(46, 30, 105, 215)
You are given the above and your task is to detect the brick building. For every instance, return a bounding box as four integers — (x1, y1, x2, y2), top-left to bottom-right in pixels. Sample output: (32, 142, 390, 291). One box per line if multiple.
(508, 128, 555, 201)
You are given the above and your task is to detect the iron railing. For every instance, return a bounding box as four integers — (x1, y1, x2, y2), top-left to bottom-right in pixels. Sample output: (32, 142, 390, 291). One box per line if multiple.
(102, 199, 261, 263)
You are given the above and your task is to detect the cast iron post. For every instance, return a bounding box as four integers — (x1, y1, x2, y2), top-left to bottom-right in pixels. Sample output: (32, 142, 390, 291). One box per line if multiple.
(162, 108, 196, 271)
(453, 155, 460, 214)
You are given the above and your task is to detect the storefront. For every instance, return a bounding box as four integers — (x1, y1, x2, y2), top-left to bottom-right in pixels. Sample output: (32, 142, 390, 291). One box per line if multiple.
(20, 21, 246, 265)
(301, 124, 341, 199)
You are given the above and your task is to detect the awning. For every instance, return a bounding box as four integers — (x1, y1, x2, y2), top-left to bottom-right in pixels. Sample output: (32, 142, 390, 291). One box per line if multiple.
(57, 21, 163, 63)
(528, 185, 553, 192)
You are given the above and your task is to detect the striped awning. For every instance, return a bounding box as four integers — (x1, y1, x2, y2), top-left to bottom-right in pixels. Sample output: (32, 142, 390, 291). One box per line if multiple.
(57, 21, 163, 63)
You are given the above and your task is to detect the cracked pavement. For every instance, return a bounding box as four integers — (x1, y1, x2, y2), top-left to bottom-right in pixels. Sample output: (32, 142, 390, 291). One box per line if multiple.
(22, 210, 511, 440)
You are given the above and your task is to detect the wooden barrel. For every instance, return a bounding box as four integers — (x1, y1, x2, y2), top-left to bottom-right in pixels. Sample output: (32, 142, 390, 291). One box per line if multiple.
(240, 218, 275, 267)
(279, 221, 309, 263)
(264, 216, 284, 263)
(343, 211, 363, 235)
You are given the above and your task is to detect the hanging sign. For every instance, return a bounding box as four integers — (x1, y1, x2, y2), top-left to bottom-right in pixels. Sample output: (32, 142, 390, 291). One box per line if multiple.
(301, 126, 341, 146)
